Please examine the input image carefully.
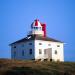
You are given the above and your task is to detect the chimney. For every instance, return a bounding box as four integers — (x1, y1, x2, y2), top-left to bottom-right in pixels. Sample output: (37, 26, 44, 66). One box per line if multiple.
(41, 24, 46, 37)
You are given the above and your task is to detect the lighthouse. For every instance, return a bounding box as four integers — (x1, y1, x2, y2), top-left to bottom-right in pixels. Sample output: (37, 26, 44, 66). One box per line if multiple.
(29, 19, 46, 37)
(10, 19, 64, 62)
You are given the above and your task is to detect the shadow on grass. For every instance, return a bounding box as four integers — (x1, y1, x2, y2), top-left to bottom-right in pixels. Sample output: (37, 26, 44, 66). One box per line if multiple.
(5, 67, 50, 75)
(4, 66, 74, 75)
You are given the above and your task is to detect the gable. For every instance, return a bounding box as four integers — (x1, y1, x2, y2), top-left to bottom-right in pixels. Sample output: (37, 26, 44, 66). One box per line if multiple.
(10, 35, 63, 45)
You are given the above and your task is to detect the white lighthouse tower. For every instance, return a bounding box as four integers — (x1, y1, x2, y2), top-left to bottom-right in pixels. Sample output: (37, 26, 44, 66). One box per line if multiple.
(10, 19, 64, 62)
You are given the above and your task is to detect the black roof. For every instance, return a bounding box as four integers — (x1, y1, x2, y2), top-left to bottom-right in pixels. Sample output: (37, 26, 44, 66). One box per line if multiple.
(10, 35, 63, 45)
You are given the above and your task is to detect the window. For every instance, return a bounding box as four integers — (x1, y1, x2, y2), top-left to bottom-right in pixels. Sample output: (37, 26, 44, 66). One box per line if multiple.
(38, 27, 41, 30)
(14, 51, 16, 57)
(39, 49, 42, 54)
(14, 46, 16, 48)
(44, 49, 46, 54)
(48, 44, 51, 46)
(39, 27, 41, 29)
(57, 45, 60, 47)
(39, 43, 42, 45)
(34, 27, 35, 29)
(29, 49, 32, 55)
(36, 27, 38, 29)
(55, 50, 57, 54)
(34, 27, 37, 29)
(22, 50, 24, 56)
(29, 43, 32, 45)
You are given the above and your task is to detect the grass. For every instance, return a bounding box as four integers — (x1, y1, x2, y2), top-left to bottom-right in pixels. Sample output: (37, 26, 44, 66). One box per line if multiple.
(0, 59, 75, 75)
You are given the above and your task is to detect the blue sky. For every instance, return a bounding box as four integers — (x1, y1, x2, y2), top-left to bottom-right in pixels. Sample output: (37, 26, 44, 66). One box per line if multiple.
(0, 0, 75, 61)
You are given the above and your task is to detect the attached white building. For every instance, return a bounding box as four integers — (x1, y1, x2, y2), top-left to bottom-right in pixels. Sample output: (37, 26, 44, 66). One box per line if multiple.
(10, 19, 64, 62)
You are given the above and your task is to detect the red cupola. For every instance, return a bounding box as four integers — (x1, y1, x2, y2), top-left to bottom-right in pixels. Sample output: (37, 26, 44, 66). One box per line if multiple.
(31, 19, 42, 27)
